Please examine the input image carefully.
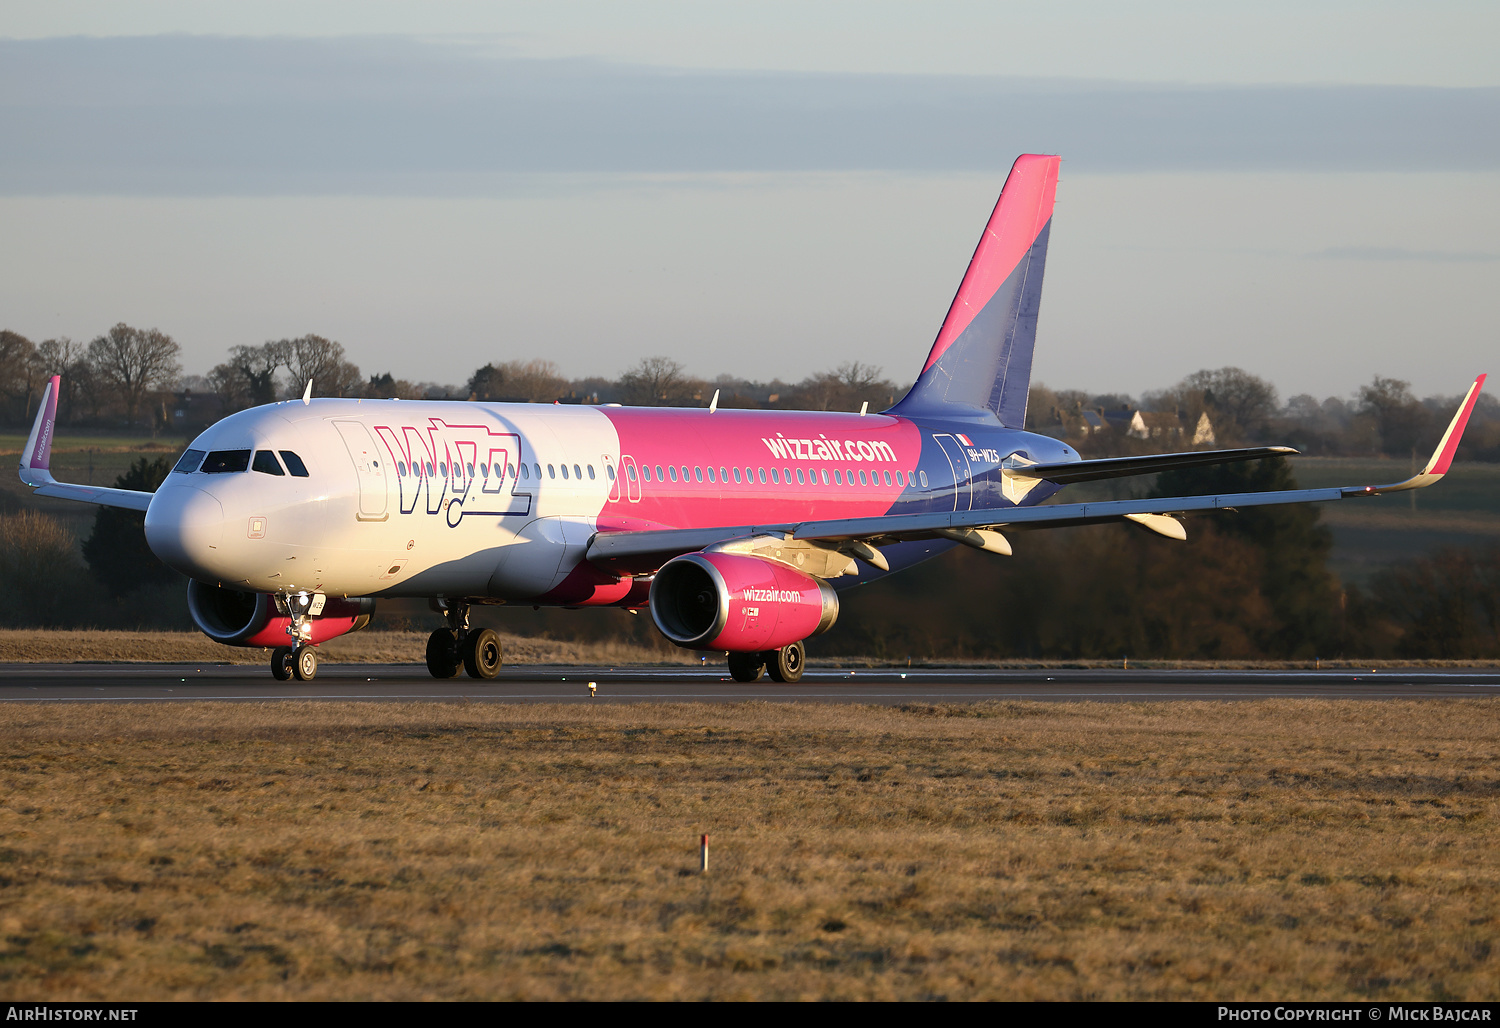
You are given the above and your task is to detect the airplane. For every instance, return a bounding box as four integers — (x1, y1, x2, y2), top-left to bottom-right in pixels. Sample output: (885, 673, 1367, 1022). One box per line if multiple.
(17, 154, 1487, 683)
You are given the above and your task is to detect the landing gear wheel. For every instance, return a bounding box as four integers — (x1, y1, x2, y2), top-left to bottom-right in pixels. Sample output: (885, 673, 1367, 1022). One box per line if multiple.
(271, 646, 293, 681)
(766, 640, 806, 683)
(426, 628, 462, 679)
(463, 628, 503, 680)
(292, 644, 318, 681)
(727, 651, 765, 683)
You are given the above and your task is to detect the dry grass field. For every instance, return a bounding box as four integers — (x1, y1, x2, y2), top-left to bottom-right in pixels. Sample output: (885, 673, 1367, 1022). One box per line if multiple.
(0, 699, 1493, 1000)
(2, 630, 1496, 669)
(0, 630, 696, 666)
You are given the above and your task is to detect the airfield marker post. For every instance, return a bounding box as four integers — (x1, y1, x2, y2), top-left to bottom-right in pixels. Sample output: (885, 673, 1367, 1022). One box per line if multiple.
(700, 834, 708, 874)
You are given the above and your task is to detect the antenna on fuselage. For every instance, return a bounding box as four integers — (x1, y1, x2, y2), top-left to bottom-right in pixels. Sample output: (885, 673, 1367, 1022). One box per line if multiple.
(302, 379, 312, 405)
(708, 389, 719, 414)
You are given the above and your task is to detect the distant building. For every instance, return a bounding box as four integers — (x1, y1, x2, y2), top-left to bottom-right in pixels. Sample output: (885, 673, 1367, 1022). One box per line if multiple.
(1125, 410, 1216, 446)
(170, 390, 225, 433)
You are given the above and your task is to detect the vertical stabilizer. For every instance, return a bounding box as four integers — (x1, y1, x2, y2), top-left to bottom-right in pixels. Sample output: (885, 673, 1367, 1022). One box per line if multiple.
(889, 154, 1059, 425)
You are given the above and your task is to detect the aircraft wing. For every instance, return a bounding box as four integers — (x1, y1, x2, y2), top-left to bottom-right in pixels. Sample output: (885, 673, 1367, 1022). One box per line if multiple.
(588, 375, 1486, 574)
(16, 376, 155, 512)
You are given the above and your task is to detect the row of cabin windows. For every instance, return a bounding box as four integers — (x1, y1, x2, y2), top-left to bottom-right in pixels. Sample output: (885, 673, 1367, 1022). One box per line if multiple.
(391, 459, 929, 491)
(393, 460, 602, 482)
(174, 449, 309, 477)
(623, 464, 927, 489)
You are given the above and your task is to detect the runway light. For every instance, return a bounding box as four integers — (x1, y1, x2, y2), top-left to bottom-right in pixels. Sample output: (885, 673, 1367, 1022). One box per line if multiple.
(588, 682, 597, 698)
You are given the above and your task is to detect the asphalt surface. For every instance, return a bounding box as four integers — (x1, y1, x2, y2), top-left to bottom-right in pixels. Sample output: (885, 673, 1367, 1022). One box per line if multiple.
(1, 663, 1499, 703)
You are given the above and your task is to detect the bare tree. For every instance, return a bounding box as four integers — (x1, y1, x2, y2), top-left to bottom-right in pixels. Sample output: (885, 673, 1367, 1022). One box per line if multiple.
(790, 361, 896, 411)
(281, 335, 361, 398)
(619, 356, 697, 406)
(0, 330, 40, 425)
(35, 337, 85, 423)
(212, 341, 291, 409)
(1359, 375, 1432, 456)
(86, 323, 182, 428)
(498, 359, 566, 402)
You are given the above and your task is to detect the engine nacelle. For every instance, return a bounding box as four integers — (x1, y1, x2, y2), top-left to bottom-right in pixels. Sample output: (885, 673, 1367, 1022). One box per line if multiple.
(649, 552, 837, 652)
(186, 580, 375, 648)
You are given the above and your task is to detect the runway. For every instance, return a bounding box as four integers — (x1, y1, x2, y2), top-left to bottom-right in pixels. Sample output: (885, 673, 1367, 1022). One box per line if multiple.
(1, 663, 1499, 703)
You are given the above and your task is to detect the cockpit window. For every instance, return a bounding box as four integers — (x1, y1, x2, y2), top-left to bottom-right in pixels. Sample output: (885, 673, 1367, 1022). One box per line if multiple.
(279, 451, 310, 477)
(201, 449, 251, 474)
(173, 449, 205, 474)
(252, 450, 285, 476)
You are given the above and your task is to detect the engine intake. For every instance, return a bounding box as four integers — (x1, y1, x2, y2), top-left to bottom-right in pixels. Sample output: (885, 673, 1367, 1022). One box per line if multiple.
(649, 552, 837, 652)
(186, 580, 375, 647)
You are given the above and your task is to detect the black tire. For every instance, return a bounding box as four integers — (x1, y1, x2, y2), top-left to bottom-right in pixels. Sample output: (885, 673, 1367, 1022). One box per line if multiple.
(270, 646, 293, 681)
(766, 640, 806, 683)
(727, 651, 765, 682)
(292, 644, 318, 681)
(426, 628, 462, 679)
(463, 628, 503, 680)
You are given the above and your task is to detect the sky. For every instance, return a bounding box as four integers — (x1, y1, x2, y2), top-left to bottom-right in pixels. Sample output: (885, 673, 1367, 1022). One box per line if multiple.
(1, 2, 1497, 401)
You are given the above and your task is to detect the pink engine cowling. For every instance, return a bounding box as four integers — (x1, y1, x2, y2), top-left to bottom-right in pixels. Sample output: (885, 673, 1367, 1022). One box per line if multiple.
(649, 552, 838, 652)
(186, 580, 375, 648)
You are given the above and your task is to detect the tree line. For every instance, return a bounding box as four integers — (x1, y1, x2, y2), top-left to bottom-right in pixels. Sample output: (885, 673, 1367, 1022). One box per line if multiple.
(4, 321, 1493, 464)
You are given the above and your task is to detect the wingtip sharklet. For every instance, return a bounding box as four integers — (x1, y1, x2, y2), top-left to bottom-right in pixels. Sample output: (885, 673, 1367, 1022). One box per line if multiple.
(19, 375, 59, 484)
(1351, 374, 1487, 494)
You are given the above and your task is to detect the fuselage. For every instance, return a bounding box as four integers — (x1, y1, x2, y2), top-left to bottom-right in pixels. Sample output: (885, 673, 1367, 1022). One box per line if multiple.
(143, 398, 1079, 603)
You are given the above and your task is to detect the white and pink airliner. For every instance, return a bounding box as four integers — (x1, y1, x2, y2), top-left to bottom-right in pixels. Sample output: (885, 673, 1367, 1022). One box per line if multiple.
(18, 155, 1487, 682)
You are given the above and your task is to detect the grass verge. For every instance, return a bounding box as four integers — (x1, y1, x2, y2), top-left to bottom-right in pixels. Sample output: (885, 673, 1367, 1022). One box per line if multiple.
(0, 699, 1493, 999)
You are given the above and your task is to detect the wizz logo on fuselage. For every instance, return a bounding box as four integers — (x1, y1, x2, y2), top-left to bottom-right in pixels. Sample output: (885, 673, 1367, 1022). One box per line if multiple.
(374, 419, 532, 526)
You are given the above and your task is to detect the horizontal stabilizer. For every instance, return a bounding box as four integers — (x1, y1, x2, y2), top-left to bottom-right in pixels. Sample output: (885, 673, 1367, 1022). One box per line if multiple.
(1021, 446, 1298, 485)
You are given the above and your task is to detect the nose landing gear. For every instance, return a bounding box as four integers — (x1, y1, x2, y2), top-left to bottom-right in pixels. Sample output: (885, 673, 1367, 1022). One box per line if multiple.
(270, 593, 322, 680)
(426, 600, 503, 680)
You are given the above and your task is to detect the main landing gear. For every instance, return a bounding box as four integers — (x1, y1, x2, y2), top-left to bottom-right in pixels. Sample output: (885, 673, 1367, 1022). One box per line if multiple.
(727, 640, 806, 684)
(270, 593, 320, 681)
(426, 600, 503, 680)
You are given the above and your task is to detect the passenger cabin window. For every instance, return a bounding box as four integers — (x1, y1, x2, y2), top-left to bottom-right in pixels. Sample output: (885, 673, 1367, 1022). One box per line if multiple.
(173, 449, 205, 473)
(668, 466, 679, 482)
(252, 451, 285, 476)
(694, 466, 703, 483)
(770, 468, 779, 483)
(919, 470, 929, 487)
(548, 464, 556, 479)
(625, 465, 634, 481)
(201, 449, 251, 474)
(588, 465, 597, 480)
(560, 464, 569, 479)
(575, 464, 583, 479)
(733, 468, 742, 483)
(656, 465, 664, 481)
(534, 463, 542, 478)
(507, 463, 516, 478)
(521, 464, 530, 479)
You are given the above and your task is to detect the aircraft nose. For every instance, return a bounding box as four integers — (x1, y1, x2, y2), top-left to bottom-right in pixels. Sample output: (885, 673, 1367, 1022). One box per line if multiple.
(144, 484, 225, 576)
